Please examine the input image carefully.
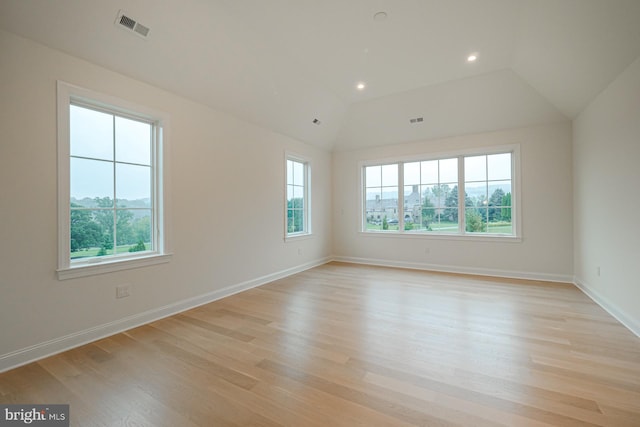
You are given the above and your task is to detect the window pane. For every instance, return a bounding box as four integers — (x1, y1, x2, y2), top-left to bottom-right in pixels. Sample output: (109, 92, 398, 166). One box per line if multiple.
(404, 162, 420, 185)
(490, 181, 511, 200)
(287, 214, 294, 233)
(421, 160, 438, 184)
(293, 161, 304, 185)
(286, 160, 293, 184)
(294, 210, 305, 233)
(70, 158, 113, 202)
(488, 153, 511, 181)
(115, 116, 151, 165)
(365, 165, 381, 187)
(465, 155, 486, 182)
(70, 105, 113, 160)
(488, 182, 511, 224)
(422, 207, 437, 230)
(465, 182, 487, 208)
(70, 209, 106, 257)
(365, 188, 382, 230)
(439, 158, 458, 183)
(404, 185, 421, 208)
(465, 208, 487, 233)
(116, 164, 151, 206)
(432, 184, 452, 209)
(113, 209, 148, 251)
(131, 210, 153, 249)
(381, 164, 398, 187)
(288, 209, 304, 233)
(293, 185, 304, 200)
(422, 184, 437, 208)
(489, 208, 512, 234)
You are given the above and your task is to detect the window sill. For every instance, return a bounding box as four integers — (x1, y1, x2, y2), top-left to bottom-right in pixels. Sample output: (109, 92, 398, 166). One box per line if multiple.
(358, 231, 522, 243)
(285, 233, 314, 243)
(57, 253, 172, 280)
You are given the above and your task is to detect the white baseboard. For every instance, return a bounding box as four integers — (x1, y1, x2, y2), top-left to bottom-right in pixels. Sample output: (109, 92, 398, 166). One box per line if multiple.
(332, 255, 574, 283)
(0, 256, 332, 373)
(573, 276, 640, 338)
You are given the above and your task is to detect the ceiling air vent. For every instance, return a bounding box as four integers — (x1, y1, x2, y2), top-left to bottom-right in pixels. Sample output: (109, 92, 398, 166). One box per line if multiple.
(409, 117, 424, 124)
(115, 10, 150, 39)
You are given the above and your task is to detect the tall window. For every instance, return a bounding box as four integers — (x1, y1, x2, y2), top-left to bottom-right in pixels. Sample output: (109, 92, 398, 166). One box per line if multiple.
(403, 158, 458, 232)
(464, 153, 513, 234)
(364, 164, 398, 231)
(57, 82, 169, 279)
(286, 156, 310, 237)
(362, 148, 517, 237)
(69, 104, 153, 258)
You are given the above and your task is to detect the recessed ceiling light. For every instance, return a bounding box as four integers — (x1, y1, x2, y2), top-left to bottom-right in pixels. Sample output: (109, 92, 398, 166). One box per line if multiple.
(356, 82, 366, 90)
(467, 54, 478, 62)
(373, 11, 388, 22)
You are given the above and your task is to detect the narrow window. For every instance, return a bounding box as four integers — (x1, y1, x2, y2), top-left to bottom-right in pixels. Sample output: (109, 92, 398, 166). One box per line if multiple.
(286, 156, 310, 237)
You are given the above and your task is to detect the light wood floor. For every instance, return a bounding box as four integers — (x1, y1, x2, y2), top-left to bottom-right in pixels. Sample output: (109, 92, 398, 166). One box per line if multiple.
(1, 262, 640, 426)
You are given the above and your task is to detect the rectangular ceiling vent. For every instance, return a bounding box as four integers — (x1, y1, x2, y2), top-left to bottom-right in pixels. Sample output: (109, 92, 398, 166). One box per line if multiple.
(115, 10, 150, 39)
(409, 117, 424, 124)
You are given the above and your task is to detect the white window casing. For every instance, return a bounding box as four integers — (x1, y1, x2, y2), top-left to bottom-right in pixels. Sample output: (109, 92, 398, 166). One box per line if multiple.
(56, 81, 171, 279)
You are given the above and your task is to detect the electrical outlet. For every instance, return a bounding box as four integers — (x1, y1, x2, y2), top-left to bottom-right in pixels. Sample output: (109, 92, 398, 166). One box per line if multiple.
(596, 266, 601, 277)
(297, 248, 303, 256)
(116, 284, 131, 299)
(425, 247, 431, 255)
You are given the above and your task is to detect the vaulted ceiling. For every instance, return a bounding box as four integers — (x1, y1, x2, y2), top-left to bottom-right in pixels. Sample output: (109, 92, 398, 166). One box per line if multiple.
(1, 0, 639, 150)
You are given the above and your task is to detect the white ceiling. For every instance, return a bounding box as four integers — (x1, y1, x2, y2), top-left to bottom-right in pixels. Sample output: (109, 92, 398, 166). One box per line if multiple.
(1, 0, 639, 150)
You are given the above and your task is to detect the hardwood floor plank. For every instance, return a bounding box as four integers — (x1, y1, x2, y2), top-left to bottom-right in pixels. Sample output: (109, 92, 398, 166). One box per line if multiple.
(2, 262, 639, 426)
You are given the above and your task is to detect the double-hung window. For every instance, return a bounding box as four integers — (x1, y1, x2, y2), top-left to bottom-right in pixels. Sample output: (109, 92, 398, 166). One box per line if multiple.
(285, 155, 310, 238)
(363, 147, 519, 238)
(57, 82, 170, 279)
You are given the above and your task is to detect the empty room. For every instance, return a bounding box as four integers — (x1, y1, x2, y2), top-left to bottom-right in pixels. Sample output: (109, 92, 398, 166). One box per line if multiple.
(1, 0, 639, 426)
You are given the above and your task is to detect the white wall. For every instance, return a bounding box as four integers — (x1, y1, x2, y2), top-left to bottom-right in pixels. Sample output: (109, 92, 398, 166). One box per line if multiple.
(332, 122, 574, 281)
(573, 56, 640, 336)
(0, 30, 332, 371)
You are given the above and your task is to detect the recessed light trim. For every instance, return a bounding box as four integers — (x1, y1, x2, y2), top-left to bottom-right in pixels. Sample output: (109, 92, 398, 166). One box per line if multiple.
(467, 54, 478, 62)
(373, 11, 388, 22)
(356, 82, 366, 90)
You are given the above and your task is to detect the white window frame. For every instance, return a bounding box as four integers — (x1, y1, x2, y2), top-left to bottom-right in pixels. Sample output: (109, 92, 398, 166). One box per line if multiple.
(284, 152, 312, 241)
(360, 144, 521, 242)
(56, 81, 172, 280)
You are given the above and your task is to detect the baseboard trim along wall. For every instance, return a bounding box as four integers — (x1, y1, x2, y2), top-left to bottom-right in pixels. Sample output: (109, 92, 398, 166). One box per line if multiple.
(332, 255, 574, 283)
(4, 257, 637, 373)
(574, 276, 640, 339)
(0, 256, 332, 374)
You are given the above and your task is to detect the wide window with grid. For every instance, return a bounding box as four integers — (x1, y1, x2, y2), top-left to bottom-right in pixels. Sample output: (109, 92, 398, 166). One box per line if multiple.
(362, 149, 517, 237)
(286, 157, 310, 237)
(57, 81, 170, 279)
